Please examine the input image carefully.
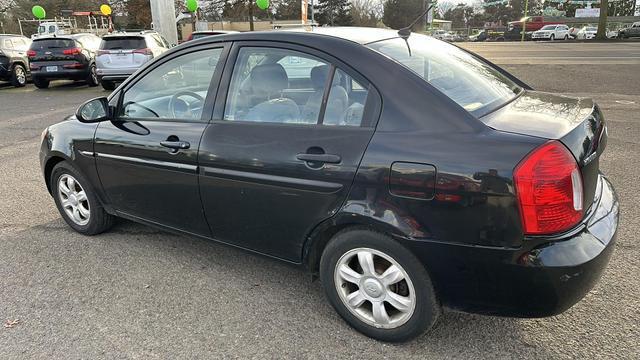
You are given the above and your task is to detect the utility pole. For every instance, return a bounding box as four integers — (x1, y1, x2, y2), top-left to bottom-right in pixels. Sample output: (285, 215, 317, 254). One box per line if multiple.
(521, 0, 529, 42)
(249, 0, 254, 31)
(311, 0, 315, 24)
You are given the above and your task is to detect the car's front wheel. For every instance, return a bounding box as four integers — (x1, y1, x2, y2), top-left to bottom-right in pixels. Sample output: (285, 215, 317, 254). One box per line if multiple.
(550, 34, 555, 41)
(320, 228, 439, 342)
(51, 161, 114, 235)
(10, 64, 27, 87)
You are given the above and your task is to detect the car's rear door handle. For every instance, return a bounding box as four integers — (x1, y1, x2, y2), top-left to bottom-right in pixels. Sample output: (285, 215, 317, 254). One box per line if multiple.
(160, 140, 190, 150)
(296, 153, 341, 164)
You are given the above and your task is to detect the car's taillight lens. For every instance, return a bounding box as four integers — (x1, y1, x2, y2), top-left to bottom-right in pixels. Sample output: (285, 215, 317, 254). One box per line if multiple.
(514, 140, 584, 235)
(133, 48, 153, 56)
(63, 47, 81, 55)
(27, 50, 36, 57)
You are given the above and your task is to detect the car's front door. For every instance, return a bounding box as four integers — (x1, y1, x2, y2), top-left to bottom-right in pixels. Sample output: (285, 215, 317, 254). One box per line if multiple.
(94, 45, 227, 236)
(198, 43, 380, 261)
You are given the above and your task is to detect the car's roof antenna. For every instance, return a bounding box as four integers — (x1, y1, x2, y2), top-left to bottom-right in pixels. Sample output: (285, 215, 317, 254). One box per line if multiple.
(398, 4, 434, 40)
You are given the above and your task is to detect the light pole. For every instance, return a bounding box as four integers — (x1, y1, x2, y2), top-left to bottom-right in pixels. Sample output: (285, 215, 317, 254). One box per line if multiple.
(521, 0, 529, 42)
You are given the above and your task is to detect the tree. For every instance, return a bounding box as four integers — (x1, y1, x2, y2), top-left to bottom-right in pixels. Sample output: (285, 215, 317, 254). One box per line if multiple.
(596, 0, 608, 39)
(350, 0, 383, 27)
(315, 0, 353, 26)
(382, 0, 423, 30)
(273, 0, 302, 20)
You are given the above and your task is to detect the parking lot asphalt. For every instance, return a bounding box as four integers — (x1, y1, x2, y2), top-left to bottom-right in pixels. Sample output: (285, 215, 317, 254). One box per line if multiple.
(0, 41, 639, 359)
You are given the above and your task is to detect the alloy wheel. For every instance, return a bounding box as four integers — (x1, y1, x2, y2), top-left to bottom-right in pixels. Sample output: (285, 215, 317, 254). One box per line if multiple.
(15, 66, 26, 85)
(57, 174, 90, 226)
(334, 247, 416, 329)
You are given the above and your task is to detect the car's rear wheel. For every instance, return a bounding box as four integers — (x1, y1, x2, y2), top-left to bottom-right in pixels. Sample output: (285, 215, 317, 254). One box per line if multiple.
(101, 79, 116, 91)
(87, 64, 99, 87)
(10, 64, 27, 87)
(320, 228, 439, 342)
(51, 161, 114, 235)
(32, 77, 49, 89)
(550, 34, 555, 41)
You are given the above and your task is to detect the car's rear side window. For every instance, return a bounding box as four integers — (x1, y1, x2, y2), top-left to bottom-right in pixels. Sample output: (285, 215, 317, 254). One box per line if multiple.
(100, 37, 146, 50)
(367, 34, 521, 117)
(30, 39, 75, 50)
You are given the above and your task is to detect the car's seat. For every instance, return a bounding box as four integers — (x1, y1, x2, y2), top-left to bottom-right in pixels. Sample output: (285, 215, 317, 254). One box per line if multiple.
(245, 63, 300, 123)
(302, 65, 348, 124)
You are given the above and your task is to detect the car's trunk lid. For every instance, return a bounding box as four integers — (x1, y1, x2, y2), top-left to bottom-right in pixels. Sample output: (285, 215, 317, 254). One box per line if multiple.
(481, 90, 607, 214)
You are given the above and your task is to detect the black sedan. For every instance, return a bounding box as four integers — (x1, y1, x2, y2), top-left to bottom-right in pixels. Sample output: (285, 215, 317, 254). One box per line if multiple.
(39, 27, 619, 342)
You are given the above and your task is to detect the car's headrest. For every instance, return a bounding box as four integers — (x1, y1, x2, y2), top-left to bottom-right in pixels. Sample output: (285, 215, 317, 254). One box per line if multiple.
(310, 65, 342, 89)
(250, 63, 288, 95)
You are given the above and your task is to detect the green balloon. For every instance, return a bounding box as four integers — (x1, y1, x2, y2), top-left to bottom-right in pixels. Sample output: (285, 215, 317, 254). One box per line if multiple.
(256, 0, 269, 10)
(32, 5, 46, 19)
(185, 0, 198, 12)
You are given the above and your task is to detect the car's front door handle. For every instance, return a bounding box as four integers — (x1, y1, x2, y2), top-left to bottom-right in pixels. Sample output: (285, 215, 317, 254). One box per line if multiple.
(296, 153, 341, 164)
(160, 140, 190, 150)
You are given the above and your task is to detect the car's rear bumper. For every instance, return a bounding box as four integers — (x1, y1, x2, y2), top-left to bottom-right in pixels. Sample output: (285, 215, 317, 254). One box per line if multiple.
(400, 173, 618, 317)
(96, 67, 138, 81)
(32, 68, 89, 80)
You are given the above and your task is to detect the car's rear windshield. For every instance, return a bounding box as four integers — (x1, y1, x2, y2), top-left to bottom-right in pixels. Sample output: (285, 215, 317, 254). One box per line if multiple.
(191, 33, 211, 40)
(30, 38, 75, 50)
(100, 36, 146, 50)
(366, 34, 521, 117)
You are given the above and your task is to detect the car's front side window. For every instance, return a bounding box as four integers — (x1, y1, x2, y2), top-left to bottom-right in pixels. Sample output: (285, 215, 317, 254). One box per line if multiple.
(119, 48, 223, 121)
(223, 47, 370, 126)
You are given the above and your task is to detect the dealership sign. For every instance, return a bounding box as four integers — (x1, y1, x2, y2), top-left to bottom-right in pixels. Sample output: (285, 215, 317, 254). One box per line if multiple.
(575, 8, 600, 17)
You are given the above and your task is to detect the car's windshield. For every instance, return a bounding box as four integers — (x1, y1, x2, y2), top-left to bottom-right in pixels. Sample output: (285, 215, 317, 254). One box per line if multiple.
(100, 37, 145, 50)
(540, 25, 557, 30)
(366, 34, 521, 117)
(30, 38, 75, 50)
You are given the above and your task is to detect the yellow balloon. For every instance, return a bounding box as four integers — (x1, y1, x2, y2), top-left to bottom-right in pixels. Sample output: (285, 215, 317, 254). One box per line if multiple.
(100, 4, 112, 16)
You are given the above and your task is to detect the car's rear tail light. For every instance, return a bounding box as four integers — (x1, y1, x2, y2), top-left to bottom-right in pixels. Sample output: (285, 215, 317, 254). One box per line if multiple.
(63, 63, 84, 69)
(27, 50, 36, 57)
(63, 47, 82, 55)
(514, 140, 584, 235)
(133, 48, 153, 56)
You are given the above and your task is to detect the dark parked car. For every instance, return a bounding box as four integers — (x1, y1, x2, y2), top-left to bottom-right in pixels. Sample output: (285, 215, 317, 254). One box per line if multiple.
(39, 28, 618, 342)
(27, 34, 101, 88)
(618, 21, 640, 38)
(0, 34, 31, 87)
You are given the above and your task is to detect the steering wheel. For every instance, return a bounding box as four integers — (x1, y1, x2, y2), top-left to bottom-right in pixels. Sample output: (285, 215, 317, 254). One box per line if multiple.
(122, 101, 160, 118)
(169, 91, 205, 119)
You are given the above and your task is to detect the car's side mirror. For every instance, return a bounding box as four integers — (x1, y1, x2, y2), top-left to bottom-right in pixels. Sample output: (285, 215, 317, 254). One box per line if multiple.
(76, 97, 111, 123)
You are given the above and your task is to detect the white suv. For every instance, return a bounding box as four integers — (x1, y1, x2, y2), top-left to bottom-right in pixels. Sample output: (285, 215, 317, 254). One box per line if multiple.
(96, 31, 171, 90)
(532, 24, 570, 41)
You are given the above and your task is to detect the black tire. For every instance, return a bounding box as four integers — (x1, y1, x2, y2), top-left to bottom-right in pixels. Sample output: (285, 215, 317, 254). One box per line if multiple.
(101, 80, 116, 90)
(50, 161, 114, 235)
(10, 63, 27, 87)
(87, 64, 99, 87)
(550, 34, 555, 41)
(319, 228, 440, 342)
(564, 35, 569, 40)
(32, 77, 50, 89)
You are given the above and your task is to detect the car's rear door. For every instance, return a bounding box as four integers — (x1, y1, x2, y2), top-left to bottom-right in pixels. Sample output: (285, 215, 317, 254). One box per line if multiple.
(198, 42, 381, 262)
(94, 44, 229, 236)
